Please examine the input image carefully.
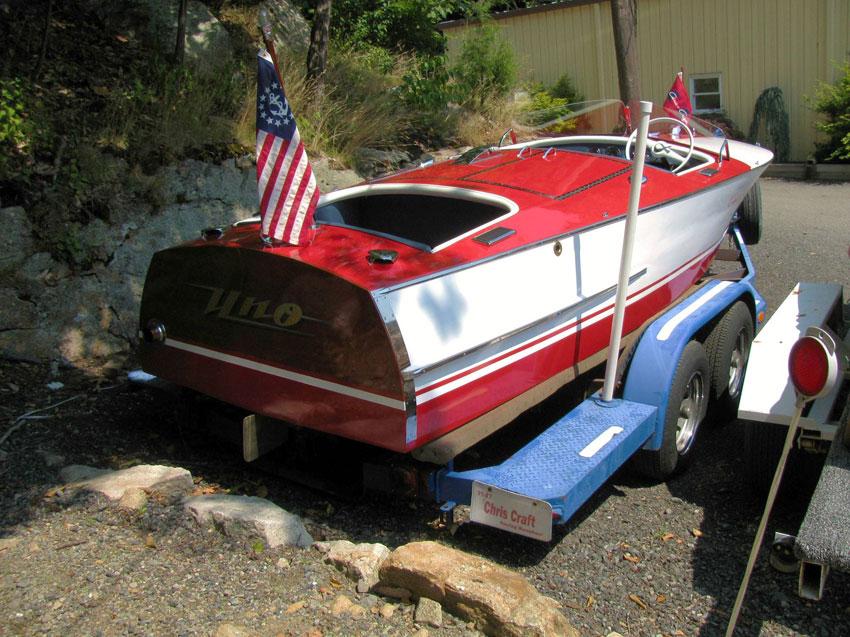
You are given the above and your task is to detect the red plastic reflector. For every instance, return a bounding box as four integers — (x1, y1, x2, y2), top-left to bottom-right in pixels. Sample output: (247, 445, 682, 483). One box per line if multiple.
(789, 336, 829, 398)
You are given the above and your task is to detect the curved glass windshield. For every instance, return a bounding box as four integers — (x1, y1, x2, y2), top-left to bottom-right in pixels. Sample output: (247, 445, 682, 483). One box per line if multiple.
(515, 99, 727, 154)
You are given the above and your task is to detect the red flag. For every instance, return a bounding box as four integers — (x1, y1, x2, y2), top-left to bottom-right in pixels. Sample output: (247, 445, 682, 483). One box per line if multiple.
(256, 50, 319, 246)
(663, 72, 693, 123)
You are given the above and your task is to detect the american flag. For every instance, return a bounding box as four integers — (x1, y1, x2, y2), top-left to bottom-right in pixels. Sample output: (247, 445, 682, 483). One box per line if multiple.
(256, 50, 319, 246)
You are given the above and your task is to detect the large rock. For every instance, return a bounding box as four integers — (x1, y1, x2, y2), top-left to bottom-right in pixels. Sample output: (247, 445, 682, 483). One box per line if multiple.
(184, 495, 312, 549)
(0, 288, 39, 332)
(0, 154, 364, 367)
(60, 464, 193, 501)
(265, 0, 311, 53)
(353, 148, 412, 179)
(314, 540, 390, 593)
(0, 207, 34, 279)
(378, 541, 578, 637)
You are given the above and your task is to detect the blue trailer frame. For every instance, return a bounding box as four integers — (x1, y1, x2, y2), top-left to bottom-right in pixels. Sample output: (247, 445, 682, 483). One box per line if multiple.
(431, 226, 765, 540)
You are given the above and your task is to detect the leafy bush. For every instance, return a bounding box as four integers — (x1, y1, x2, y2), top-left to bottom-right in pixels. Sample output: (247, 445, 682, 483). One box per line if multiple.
(0, 79, 31, 149)
(321, 0, 455, 55)
(0, 78, 37, 196)
(550, 74, 584, 103)
(810, 61, 850, 163)
(451, 23, 517, 111)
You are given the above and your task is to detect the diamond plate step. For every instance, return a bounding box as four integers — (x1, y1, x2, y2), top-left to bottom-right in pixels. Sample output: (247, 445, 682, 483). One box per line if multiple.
(438, 398, 657, 524)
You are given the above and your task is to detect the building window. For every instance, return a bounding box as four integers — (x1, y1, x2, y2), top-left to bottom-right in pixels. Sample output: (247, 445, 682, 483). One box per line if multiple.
(690, 74, 723, 113)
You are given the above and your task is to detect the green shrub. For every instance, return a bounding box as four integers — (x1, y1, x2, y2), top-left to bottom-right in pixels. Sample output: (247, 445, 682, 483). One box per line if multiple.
(325, 0, 454, 55)
(550, 74, 584, 104)
(0, 78, 30, 149)
(810, 61, 850, 163)
(451, 23, 517, 111)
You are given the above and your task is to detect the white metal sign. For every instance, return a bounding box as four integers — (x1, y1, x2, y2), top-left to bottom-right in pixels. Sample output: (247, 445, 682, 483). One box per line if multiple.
(470, 481, 553, 541)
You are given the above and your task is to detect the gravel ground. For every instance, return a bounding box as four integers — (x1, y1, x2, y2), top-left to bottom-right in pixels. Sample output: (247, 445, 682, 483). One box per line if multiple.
(1, 179, 849, 637)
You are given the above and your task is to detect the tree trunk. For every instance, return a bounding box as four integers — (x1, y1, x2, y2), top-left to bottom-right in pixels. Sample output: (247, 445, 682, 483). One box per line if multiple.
(175, 0, 188, 66)
(306, 0, 332, 86)
(610, 0, 641, 111)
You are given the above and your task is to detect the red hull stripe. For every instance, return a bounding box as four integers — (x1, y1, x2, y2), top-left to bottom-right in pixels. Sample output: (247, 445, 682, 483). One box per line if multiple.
(164, 338, 405, 411)
(414, 243, 718, 405)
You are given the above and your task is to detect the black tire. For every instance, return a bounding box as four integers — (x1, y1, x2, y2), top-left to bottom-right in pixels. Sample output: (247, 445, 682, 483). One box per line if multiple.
(743, 420, 786, 496)
(705, 301, 754, 422)
(632, 341, 710, 480)
(737, 181, 762, 245)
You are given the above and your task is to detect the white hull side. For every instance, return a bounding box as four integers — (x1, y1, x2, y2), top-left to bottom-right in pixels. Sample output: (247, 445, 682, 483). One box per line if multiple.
(381, 168, 766, 395)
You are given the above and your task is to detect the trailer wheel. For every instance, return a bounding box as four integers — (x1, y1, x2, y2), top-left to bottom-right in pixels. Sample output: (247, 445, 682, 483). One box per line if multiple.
(706, 301, 754, 422)
(633, 341, 710, 480)
(737, 182, 762, 245)
(743, 420, 786, 496)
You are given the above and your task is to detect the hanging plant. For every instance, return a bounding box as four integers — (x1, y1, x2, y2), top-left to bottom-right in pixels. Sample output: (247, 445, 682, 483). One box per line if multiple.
(748, 87, 790, 162)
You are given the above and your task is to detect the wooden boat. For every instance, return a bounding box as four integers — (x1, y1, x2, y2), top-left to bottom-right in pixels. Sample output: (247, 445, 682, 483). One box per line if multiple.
(138, 101, 772, 460)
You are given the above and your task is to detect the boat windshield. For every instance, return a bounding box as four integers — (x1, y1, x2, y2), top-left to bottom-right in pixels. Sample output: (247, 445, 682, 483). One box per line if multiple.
(515, 99, 727, 152)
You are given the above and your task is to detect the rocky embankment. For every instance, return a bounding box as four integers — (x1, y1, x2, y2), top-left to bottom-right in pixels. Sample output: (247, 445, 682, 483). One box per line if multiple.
(0, 157, 361, 371)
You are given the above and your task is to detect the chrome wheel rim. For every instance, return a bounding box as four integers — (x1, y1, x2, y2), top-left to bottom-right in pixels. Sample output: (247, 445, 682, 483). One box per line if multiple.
(727, 330, 749, 398)
(676, 371, 705, 453)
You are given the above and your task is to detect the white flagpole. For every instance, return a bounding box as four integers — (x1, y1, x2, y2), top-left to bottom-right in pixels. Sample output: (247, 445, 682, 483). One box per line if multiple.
(601, 101, 653, 402)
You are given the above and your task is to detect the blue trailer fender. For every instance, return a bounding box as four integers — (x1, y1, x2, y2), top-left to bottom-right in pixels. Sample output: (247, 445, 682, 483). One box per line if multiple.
(623, 266, 764, 450)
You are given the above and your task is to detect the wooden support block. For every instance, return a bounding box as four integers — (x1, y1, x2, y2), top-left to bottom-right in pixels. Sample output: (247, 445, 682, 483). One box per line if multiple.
(242, 414, 289, 462)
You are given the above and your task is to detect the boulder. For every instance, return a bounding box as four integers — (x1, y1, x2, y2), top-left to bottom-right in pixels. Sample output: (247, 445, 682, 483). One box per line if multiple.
(0, 288, 39, 332)
(60, 464, 193, 501)
(354, 148, 412, 179)
(265, 0, 311, 53)
(314, 540, 390, 593)
(0, 207, 34, 279)
(184, 494, 312, 548)
(379, 541, 578, 637)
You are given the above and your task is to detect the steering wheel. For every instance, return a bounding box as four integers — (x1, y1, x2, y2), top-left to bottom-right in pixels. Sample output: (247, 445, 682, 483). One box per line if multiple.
(625, 117, 695, 174)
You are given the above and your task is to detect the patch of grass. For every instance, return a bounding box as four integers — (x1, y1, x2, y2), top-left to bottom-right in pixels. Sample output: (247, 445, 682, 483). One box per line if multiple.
(98, 59, 252, 169)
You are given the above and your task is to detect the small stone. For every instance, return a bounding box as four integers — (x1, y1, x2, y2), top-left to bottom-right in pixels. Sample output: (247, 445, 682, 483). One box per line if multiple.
(314, 539, 389, 592)
(276, 557, 290, 569)
(607, 632, 625, 637)
(415, 597, 443, 628)
(117, 487, 147, 512)
(285, 600, 306, 614)
(213, 623, 255, 637)
(46, 381, 64, 390)
(379, 602, 396, 619)
(144, 533, 156, 549)
(412, 629, 429, 637)
(330, 594, 353, 616)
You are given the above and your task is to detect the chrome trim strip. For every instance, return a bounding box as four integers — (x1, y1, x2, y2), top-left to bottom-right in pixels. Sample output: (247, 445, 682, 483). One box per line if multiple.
(372, 295, 419, 444)
(413, 244, 719, 405)
(374, 169, 759, 294)
(403, 268, 648, 380)
(163, 338, 406, 411)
